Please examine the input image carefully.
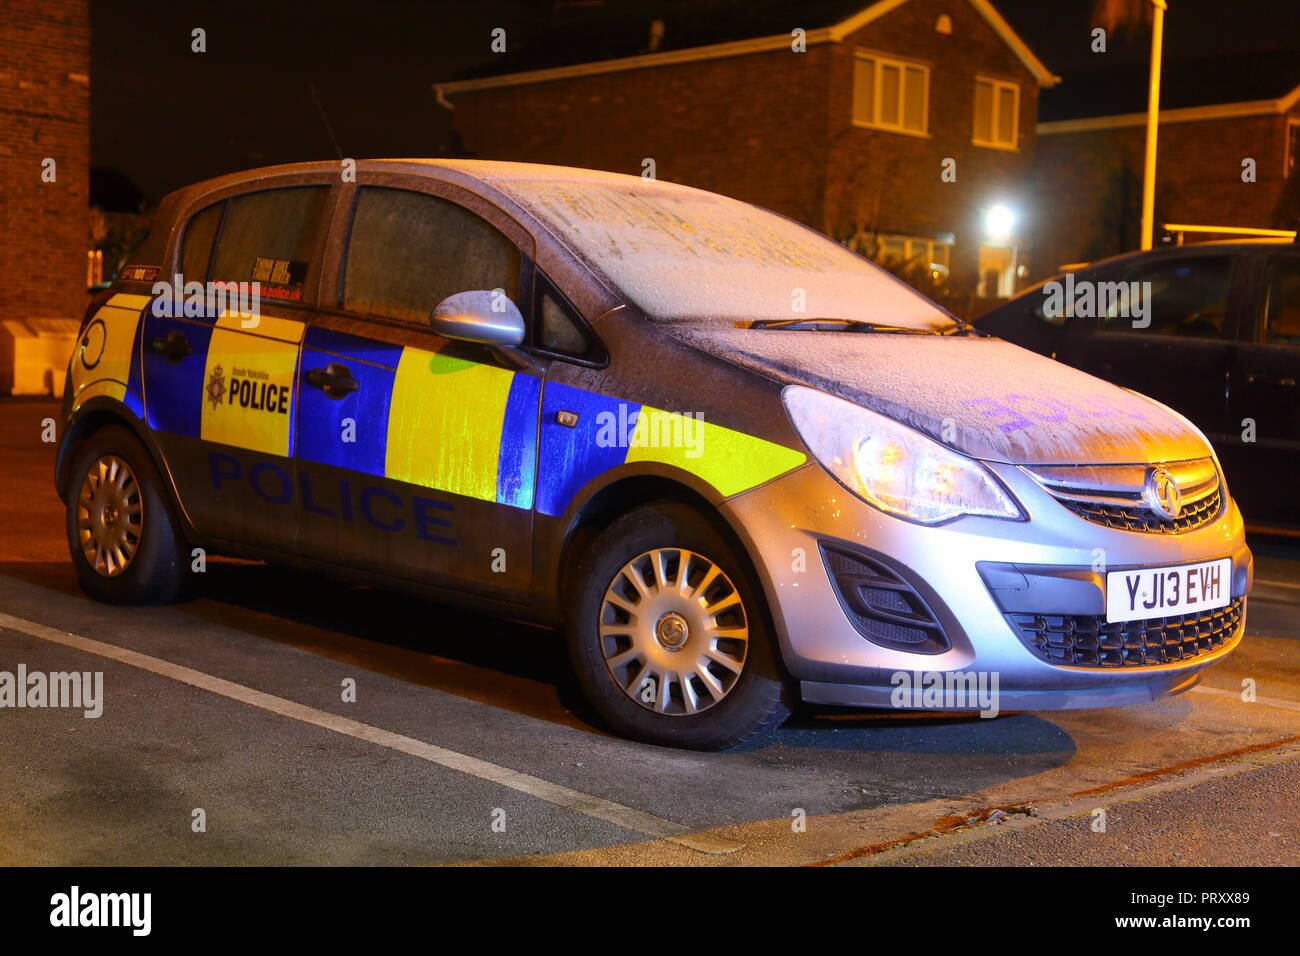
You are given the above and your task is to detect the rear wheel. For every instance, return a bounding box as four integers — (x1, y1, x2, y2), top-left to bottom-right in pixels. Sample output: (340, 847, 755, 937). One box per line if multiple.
(565, 501, 791, 750)
(65, 425, 189, 605)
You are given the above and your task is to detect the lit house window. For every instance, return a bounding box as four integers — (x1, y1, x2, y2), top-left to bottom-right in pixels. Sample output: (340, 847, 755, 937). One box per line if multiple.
(973, 77, 1019, 149)
(853, 52, 929, 135)
(872, 234, 951, 277)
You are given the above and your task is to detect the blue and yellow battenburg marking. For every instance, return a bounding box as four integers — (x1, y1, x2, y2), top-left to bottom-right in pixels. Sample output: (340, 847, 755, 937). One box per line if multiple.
(89, 298, 806, 517)
(199, 312, 303, 457)
(533, 381, 806, 517)
(293, 325, 541, 510)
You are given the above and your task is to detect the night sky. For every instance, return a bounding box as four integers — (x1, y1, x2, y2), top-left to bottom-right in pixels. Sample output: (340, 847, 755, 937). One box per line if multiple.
(90, 0, 1300, 206)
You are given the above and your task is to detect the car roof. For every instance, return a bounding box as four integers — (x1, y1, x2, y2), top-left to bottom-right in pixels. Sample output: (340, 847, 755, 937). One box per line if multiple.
(1034, 239, 1296, 285)
(159, 158, 713, 215)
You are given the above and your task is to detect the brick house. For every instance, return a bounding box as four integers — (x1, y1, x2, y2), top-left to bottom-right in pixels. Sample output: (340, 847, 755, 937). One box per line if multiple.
(1034, 50, 1300, 278)
(0, 0, 89, 394)
(436, 0, 1058, 301)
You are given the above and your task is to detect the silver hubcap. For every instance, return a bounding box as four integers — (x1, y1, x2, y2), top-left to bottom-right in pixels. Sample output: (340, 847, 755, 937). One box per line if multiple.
(598, 548, 748, 716)
(76, 455, 143, 577)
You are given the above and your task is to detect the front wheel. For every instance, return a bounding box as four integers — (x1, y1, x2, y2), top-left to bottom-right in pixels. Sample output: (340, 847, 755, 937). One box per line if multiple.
(64, 425, 190, 605)
(565, 501, 791, 750)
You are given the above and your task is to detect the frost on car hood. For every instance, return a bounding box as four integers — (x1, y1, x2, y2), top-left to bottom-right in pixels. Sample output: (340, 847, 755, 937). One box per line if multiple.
(669, 327, 1210, 466)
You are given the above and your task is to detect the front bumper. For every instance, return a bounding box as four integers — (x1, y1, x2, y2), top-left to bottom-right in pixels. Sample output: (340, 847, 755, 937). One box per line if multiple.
(720, 460, 1251, 711)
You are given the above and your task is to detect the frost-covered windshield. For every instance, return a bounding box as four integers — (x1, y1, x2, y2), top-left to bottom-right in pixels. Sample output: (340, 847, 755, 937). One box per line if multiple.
(491, 177, 949, 328)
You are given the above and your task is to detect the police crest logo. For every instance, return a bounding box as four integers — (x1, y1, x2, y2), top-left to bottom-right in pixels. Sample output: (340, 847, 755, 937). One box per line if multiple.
(206, 364, 226, 410)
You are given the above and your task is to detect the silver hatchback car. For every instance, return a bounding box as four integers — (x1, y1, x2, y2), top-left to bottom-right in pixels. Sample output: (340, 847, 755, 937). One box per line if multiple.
(60, 160, 1251, 750)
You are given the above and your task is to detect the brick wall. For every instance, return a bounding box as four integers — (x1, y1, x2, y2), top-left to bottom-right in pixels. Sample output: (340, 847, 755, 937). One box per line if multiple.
(1034, 108, 1296, 278)
(824, 0, 1039, 289)
(450, 44, 834, 229)
(0, 0, 90, 324)
(447, 0, 1042, 293)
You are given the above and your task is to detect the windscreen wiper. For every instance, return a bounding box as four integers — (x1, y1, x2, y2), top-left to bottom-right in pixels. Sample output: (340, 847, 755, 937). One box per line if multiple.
(748, 318, 938, 333)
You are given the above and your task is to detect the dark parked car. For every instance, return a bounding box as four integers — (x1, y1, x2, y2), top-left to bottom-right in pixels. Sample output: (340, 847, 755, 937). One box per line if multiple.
(977, 239, 1300, 533)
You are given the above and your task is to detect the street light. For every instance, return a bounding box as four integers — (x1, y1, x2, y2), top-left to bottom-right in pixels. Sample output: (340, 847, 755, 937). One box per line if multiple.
(984, 204, 1016, 242)
(1140, 0, 1167, 250)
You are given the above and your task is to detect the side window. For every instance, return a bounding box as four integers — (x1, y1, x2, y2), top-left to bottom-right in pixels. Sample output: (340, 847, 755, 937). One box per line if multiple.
(342, 187, 521, 325)
(1262, 256, 1300, 346)
(179, 201, 224, 282)
(1101, 256, 1232, 339)
(209, 186, 329, 304)
(540, 293, 588, 354)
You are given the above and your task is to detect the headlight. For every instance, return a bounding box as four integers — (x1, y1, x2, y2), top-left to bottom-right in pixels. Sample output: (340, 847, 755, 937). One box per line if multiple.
(782, 385, 1022, 524)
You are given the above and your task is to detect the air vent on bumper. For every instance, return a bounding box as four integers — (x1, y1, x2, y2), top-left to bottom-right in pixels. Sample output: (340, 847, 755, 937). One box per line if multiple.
(820, 544, 951, 654)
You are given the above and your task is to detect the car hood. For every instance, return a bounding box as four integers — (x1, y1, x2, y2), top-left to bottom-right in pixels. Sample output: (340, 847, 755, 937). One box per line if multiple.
(667, 327, 1211, 465)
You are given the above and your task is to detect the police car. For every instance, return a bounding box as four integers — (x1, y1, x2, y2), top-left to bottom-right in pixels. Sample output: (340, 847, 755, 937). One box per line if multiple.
(59, 160, 1252, 750)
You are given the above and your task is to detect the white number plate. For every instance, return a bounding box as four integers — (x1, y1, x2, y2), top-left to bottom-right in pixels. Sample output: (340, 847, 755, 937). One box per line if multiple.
(1106, 558, 1231, 623)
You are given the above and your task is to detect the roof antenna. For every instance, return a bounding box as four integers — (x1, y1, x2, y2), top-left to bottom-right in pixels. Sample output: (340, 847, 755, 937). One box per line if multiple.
(309, 82, 344, 161)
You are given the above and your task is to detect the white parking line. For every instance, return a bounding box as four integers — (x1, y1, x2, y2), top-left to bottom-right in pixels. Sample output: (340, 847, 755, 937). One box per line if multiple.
(1190, 684, 1300, 713)
(0, 611, 742, 855)
(1254, 578, 1300, 591)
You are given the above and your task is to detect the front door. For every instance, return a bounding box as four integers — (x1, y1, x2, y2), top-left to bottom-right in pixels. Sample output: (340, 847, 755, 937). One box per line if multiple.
(293, 184, 542, 601)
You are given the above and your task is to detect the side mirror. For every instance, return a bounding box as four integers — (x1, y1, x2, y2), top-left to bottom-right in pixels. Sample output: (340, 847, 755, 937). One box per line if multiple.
(429, 290, 525, 347)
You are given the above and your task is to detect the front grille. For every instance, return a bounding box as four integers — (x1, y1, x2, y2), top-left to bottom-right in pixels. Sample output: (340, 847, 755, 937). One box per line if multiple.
(1022, 459, 1223, 535)
(1059, 487, 1221, 534)
(1007, 596, 1244, 668)
(821, 544, 950, 654)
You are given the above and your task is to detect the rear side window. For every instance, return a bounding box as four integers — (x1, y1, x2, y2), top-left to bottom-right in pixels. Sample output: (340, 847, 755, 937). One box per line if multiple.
(342, 187, 521, 325)
(209, 186, 329, 304)
(179, 202, 223, 282)
(1101, 256, 1233, 339)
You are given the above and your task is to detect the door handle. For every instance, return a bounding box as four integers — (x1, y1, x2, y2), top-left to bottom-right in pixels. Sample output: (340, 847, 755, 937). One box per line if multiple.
(149, 329, 192, 364)
(305, 362, 359, 399)
(1246, 373, 1297, 388)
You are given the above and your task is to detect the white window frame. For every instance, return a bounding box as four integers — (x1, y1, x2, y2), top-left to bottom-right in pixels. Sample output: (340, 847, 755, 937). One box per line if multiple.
(872, 233, 951, 271)
(973, 76, 1020, 151)
(852, 51, 930, 137)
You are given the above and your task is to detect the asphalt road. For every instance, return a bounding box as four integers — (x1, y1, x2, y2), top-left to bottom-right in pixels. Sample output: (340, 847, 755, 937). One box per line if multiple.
(1, 397, 1298, 866)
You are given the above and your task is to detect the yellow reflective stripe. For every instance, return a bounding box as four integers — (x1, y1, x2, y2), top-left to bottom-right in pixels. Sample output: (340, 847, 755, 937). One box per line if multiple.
(106, 292, 152, 310)
(73, 301, 142, 394)
(385, 347, 513, 501)
(214, 311, 305, 344)
(199, 323, 299, 457)
(625, 406, 806, 497)
(71, 379, 126, 411)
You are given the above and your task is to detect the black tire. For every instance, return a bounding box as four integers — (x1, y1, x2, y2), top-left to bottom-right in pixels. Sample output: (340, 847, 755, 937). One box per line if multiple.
(64, 425, 190, 605)
(565, 500, 792, 750)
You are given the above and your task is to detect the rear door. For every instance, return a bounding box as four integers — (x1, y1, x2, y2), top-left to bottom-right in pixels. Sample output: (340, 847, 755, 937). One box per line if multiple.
(1224, 251, 1300, 528)
(293, 181, 544, 601)
(1072, 253, 1245, 451)
(140, 182, 331, 553)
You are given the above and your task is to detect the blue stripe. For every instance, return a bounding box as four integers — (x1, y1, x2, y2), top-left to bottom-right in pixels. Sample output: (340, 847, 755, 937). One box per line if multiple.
(124, 304, 146, 418)
(495, 374, 541, 509)
(536, 381, 637, 518)
(141, 313, 213, 438)
(303, 325, 404, 369)
(295, 349, 395, 475)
